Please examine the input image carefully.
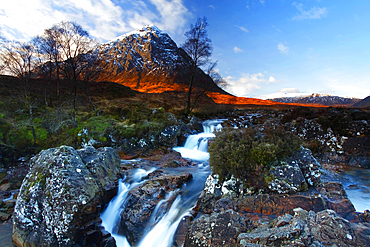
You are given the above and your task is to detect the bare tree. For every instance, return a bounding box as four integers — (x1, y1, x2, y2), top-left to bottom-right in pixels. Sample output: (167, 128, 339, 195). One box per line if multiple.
(0, 40, 42, 145)
(181, 17, 213, 115)
(34, 26, 62, 106)
(205, 61, 228, 89)
(49, 21, 97, 125)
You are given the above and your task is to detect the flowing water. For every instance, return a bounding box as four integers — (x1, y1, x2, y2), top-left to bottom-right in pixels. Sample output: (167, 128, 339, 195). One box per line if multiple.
(338, 167, 370, 212)
(100, 120, 223, 247)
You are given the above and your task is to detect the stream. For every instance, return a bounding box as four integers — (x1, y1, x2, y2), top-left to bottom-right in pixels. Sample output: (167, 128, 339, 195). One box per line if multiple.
(100, 119, 223, 247)
(338, 167, 370, 212)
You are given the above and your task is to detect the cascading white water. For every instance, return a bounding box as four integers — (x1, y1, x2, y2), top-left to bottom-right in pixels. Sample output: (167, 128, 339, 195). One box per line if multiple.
(100, 119, 224, 247)
(173, 119, 224, 162)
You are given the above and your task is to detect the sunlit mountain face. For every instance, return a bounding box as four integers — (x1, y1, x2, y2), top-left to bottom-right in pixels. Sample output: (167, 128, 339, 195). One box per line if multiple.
(93, 25, 225, 94)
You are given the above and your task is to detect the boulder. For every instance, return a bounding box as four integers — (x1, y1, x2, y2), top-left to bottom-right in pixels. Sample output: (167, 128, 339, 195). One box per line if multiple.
(184, 209, 249, 247)
(268, 162, 307, 193)
(12, 145, 120, 247)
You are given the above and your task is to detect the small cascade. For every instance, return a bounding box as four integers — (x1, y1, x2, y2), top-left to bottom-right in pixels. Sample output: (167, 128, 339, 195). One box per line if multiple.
(100, 168, 155, 247)
(173, 119, 224, 162)
(100, 119, 224, 247)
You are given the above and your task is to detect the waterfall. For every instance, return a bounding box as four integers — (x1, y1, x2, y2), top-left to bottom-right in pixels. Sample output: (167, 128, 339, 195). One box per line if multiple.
(173, 119, 224, 162)
(100, 119, 224, 247)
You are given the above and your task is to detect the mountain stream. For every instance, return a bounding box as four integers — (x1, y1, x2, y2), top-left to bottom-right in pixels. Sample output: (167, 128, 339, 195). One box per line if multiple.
(100, 119, 224, 247)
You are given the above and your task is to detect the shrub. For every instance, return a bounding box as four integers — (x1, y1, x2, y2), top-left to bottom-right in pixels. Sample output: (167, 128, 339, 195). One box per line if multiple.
(209, 126, 302, 190)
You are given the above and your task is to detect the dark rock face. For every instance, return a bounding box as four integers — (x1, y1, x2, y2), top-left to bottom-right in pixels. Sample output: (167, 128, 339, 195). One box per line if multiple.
(184, 209, 249, 247)
(119, 172, 192, 245)
(12, 146, 120, 247)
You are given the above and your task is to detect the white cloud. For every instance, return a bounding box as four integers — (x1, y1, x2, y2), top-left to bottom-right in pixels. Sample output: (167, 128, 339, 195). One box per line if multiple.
(208, 5, 215, 10)
(0, 0, 189, 42)
(236, 25, 249, 33)
(268, 76, 276, 82)
(233, 46, 244, 53)
(224, 72, 277, 97)
(259, 0, 265, 4)
(280, 88, 300, 94)
(292, 2, 327, 20)
(278, 42, 289, 54)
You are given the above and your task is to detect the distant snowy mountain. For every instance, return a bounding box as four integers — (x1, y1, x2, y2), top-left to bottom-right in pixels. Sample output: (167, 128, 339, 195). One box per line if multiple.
(93, 25, 227, 94)
(269, 93, 361, 107)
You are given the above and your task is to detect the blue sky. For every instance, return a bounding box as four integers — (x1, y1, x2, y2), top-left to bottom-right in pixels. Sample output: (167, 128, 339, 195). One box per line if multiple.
(1, 0, 370, 99)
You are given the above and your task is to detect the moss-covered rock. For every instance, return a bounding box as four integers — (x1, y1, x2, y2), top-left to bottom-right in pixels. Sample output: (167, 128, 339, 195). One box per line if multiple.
(12, 145, 120, 247)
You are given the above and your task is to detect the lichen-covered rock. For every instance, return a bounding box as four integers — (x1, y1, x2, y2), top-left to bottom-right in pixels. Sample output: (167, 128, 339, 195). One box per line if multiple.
(184, 209, 249, 247)
(293, 148, 322, 187)
(268, 162, 307, 194)
(12, 145, 120, 247)
(195, 174, 222, 214)
(238, 208, 370, 247)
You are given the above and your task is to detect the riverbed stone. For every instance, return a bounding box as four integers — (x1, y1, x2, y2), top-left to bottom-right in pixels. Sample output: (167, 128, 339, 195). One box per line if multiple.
(12, 145, 120, 247)
(184, 209, 249, 247)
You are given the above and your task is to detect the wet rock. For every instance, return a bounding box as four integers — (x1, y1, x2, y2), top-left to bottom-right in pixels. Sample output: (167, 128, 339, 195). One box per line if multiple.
(0, 212, 10, 221)
(119, 173, 192, 245)
(319, 182, 358, 221)
(159, 151, 191, 168)
(158, 125, 181, 147)
(308, 209, 358, 246)
(173, 215, 193, 247)
(12, 145, 120, 247)
(238, 208, 369, 247)
(184, 209, 249, 247)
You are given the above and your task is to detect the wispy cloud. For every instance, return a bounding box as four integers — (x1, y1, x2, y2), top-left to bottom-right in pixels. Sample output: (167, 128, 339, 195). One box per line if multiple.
(233, 46, 244, 53)
(0, 0, 189, 42)
(236, 25, 249, 33)
(259, 0, 265, 5)
(292, 2, 327, 20)
(278, 42, 289, 54)
(208, 5, 215, 10)
(224, 72, 277, 97)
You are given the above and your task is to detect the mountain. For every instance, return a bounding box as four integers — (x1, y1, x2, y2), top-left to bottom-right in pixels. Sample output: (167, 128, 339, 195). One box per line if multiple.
(353, 96, 370, 108)
(94, 25, 227, 95)
(269, 93, 361, 107)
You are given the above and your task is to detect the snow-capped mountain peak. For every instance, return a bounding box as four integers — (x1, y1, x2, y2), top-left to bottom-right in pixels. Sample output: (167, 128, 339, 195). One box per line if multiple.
(108, 24, 166, 44)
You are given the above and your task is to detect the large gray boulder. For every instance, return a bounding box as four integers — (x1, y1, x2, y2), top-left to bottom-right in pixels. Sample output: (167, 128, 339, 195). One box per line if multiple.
(12, 146, 120, 247)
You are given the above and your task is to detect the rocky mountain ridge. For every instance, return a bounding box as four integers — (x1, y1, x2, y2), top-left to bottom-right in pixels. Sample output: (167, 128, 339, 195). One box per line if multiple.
(270, 93, 361, 107)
